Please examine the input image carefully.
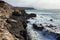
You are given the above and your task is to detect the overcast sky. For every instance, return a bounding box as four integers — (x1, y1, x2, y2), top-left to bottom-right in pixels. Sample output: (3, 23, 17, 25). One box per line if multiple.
(3, 0, 60, 9)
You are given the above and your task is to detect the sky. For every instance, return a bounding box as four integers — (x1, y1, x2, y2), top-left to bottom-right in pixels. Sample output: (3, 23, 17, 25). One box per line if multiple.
(3, 0, 60, 9)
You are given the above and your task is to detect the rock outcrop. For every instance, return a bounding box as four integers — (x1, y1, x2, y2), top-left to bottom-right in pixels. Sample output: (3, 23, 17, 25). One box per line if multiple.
(26, 13, 36, 19)
(0, 0, 27, 40)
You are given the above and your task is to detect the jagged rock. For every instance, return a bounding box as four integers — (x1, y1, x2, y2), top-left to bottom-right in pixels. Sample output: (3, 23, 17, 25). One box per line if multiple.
(26, 21, 30, 23)
(26, 13, 36, 19)
(33, 24, 44, 31)
(0, 0, 27, 40)
(6, 12, 27, 40)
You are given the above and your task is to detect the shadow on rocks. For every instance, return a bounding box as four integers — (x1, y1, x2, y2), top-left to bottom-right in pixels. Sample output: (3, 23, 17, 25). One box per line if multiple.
(26, 13, 36, 19)
(6, 11, 28, 40)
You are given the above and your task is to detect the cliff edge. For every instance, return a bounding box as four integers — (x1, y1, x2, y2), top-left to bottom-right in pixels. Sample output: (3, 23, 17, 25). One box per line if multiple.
(0, 0, 27, 40)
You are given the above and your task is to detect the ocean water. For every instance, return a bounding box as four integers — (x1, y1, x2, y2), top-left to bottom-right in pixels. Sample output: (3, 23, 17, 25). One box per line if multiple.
(25, 9, 60, 40)
(25, 9, 60, 20)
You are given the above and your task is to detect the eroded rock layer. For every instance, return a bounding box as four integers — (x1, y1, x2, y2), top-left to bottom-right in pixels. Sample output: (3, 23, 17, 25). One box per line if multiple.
(0, 0, 27, 40)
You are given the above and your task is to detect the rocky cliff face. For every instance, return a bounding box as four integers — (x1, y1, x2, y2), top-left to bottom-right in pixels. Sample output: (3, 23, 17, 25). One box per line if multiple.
(0, 1, 27, 40)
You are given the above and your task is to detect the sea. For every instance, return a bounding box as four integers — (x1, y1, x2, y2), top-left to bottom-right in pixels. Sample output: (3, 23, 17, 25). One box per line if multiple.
(25, 9, 60, 40)
(25, 9, 60, 20)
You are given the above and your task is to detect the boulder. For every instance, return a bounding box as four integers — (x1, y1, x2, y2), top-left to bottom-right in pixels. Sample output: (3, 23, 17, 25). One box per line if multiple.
(33, 24, 44, 31)
(26, 13, 36, 19)
(50, 19, 53, 21)
(26, 21, 30, 23)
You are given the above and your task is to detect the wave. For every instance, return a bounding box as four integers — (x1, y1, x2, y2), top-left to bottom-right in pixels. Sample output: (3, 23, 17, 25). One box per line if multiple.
(26, 10, 60, 20)
(26, 14, 60, 40)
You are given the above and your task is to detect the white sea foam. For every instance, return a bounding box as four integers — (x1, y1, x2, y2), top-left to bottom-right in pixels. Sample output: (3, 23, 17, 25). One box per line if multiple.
(26, 14, 60, 40)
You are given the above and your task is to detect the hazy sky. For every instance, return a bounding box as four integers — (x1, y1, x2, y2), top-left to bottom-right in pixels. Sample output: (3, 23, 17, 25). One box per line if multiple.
(3, 0, 60, 9)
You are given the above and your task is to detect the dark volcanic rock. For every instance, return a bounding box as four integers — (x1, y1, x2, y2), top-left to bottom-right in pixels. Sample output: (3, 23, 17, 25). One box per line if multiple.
(26, 21, 30, 23)
(33, 24, 44, 31)
(26, 13, 36, 19)
(50, 19, 53, 21)
(12, 11, 21, 16)
(6, 10, 27, 40)
(20, 10, 28, 17)
(20, 30, 27, 40)
(56, 36, 60, 40)
(22, 22, 27, 29)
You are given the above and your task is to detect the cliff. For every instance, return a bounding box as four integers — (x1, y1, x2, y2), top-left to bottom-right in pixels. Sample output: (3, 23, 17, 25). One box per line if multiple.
(0, 0, 28, 40)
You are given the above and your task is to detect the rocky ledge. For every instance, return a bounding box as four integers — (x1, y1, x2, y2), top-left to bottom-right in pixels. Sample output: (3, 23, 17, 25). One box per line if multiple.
(0, 0, 29, 40)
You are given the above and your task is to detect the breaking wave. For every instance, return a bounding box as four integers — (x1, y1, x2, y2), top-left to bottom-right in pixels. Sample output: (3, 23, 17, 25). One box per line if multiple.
(26, 14, 60, 40)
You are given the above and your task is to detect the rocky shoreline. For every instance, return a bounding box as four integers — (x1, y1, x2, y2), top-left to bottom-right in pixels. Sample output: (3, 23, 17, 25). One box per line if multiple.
(1, 0, 60, 40)
(0, 0, 36, 40)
